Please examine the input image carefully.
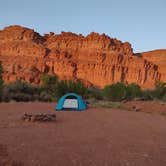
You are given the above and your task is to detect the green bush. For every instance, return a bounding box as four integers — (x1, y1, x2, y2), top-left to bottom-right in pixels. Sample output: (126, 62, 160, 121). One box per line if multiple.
(87, 87, 103, 100)
(0, 73, 88, 102)
(54, 79, 88, 98)
(2, 80, 43, 102)
(103, 82, 127, 101)
(126, 83, 141, 100)
(40, 74, 58, 92)
(10, 93, 32, 102)
(4, 80, 42, 94)
(140, 82, 166, 101)
(102, 82, 166, 102)
(152, 81, 166, 100)
(39, 91, 55, 102)
(68, 80, 88, 97)
(35, 74, 88, 100)
(140, 90, 153, 101)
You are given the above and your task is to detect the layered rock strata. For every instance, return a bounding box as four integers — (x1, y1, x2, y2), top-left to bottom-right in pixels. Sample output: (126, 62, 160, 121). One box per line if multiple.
(0, 25, 165, 89)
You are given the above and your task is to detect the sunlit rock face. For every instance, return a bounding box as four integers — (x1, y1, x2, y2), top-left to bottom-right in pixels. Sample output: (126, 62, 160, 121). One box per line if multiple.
(141, 49, 166, 84)
(0, 25, 165, 89)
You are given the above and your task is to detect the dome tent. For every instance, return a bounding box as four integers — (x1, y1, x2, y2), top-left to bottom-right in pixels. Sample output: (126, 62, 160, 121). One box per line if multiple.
(56, 93, 87, 111)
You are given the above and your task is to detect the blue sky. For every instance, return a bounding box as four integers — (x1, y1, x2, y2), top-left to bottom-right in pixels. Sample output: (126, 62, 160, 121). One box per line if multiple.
(0, 0, 165, 52)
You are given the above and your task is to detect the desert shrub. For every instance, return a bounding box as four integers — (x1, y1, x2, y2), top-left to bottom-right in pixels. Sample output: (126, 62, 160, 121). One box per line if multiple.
(87, 87, 103, 100)
(10, 93, 32, 102)
(2, 80, 43, 102)
(54, 79, 88, 98)
(40, 74, 58, 92)
(126, 83, 142, 100)
(53, 80, 69, 98)
(102, 81, 165, 102)
(39, 91, 55, 102)
(140, 90, 153, 101)
(103, 82, 127, 101)
(67, 80, 88, 97)
(1, 76, 88, 102)
(140, 82, 166, 101)
(152, 81, 166, 100)
(40, 73, 88, 98)
(39, 76, 88, 99)
(5, 80, 42, 94)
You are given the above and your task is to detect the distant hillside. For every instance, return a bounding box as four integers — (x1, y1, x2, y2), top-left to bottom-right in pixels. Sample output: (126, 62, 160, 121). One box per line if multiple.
(0, 25, 165, 89)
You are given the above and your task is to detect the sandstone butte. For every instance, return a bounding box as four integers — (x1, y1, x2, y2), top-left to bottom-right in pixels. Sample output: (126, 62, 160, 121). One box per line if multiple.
(0, 25, 165, 89)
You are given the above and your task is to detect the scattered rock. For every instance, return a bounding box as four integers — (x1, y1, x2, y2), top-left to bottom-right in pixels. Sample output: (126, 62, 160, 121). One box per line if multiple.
(22, 113, 56, 122)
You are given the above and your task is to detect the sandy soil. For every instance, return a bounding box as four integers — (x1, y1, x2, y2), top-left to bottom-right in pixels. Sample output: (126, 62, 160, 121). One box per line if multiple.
(124, 101, 166, 114)
(0, 101, 166, 166)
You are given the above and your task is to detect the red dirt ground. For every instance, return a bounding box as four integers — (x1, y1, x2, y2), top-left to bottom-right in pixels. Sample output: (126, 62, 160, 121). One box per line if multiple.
(124, 101, 166, 114)
(0, 102, 166, 166)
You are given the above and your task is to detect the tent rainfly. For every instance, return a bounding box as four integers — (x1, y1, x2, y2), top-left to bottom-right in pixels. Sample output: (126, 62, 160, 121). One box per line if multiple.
(56, 93, 87, 111)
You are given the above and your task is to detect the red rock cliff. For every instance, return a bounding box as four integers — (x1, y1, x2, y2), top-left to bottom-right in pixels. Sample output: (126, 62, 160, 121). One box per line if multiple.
(0, 25, 165, 89)
(140, 50, 166, 83)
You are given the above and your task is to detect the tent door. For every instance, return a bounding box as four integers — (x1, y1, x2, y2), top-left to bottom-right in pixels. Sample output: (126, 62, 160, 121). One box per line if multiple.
(63, 99, 78, 109)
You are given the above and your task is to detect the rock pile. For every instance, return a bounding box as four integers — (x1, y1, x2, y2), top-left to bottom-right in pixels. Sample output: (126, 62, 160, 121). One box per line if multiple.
(22, 113, 56, 122)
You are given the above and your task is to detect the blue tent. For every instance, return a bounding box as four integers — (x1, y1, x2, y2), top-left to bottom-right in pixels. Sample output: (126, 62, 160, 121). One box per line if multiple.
(56, 93, 87, 111)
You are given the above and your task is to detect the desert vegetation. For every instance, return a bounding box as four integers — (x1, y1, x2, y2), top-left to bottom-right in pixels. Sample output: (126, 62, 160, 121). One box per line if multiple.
(0, 73, 89, 102)
(0, 79, 165, 103)
(0, 63, 165, 103)
(102, 81, 165, 102)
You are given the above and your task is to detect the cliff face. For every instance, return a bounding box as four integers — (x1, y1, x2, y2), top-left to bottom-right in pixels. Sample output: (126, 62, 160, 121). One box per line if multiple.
(0, 25, 165, 89)
(141, 50, 166, 83)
